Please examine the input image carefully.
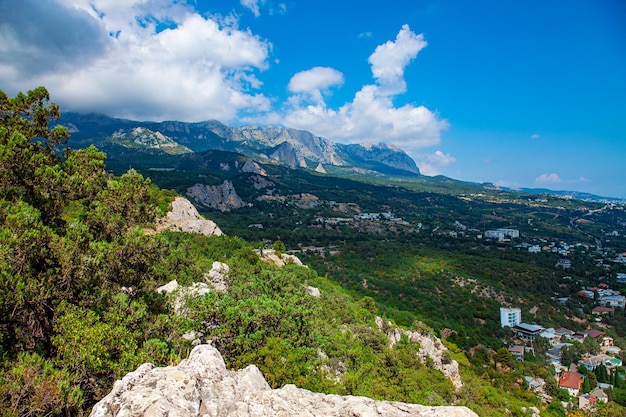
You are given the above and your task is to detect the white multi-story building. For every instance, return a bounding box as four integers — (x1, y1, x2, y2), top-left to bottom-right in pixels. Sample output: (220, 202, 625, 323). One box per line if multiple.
(485, 228, 520, 241)
(500, 307, 522, 328)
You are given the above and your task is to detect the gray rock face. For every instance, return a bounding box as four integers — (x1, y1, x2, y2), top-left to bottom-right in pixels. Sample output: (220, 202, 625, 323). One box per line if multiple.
(187, 180, 246, 211)
(156, 197, 222, 236)
(337, 142, 420, 174)
(90, 344, 479, 417)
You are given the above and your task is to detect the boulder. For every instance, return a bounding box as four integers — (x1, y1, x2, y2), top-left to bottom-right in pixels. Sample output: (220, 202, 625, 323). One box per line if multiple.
(156, 197, 222, 236)
(90, 344, 479, 417)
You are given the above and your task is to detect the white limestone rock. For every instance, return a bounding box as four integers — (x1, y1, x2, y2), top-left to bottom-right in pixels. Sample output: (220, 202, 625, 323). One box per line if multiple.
(90, 344, 479, 417)
(376, 317, 463, 390)
(155, 197, 222, 236)
(156, 279, 211, 314)
(204, 261, 230, 292)
(256, 249, 304, 266)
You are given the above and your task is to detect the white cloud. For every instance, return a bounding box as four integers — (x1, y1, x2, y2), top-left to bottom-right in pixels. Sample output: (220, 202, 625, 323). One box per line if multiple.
(1, 0, 272, 122)
(241, 0, 263, 17)
(272, 25, 447, 156)
(530, 133, 540, 139)
(368, 24, 427, 95)
(535, 173, 563, 184)
(534, 173, 592, 189)
(414, 150, 457, 176)
(240, 0, 287, 17)
(1, 3, 447, 151)
(287, 67, 344, 103)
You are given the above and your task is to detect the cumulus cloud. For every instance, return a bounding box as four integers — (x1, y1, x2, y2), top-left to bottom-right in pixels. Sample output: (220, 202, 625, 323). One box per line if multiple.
(534, 173, 592, 188)
(414, 151, 456, 176)
(274, 25, 447, 157)
(368, 24, 427, 95)
(0, 0, 108, 76)
(1, 0, 272, 122)
(287, 67, 344, 99)
(535, 173, 563, 184)
(1, 2, 447, 153)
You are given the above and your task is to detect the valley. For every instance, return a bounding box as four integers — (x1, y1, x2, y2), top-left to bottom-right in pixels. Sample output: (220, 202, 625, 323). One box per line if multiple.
(86, 114, 626, 414)
(2, 96, 625, 416)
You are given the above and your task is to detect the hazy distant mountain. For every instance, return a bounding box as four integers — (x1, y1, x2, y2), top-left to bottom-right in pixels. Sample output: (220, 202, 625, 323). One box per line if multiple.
(60, 112, 420, 176)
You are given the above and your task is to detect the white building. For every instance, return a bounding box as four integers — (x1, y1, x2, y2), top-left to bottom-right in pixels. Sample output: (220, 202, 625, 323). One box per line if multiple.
(500, 307, 522, 328)
(485, 228, 520, 241)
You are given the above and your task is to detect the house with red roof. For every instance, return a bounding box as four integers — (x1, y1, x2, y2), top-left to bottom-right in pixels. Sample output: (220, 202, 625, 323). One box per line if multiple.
(592, 306, 614, 315)
(586, 329, 606, 340)
(558, 371, 582, 397)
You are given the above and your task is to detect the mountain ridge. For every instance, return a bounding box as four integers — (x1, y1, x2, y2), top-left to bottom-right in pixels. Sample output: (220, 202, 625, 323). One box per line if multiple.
(60, 112, 421, 176)
(58, 112, 624, 202)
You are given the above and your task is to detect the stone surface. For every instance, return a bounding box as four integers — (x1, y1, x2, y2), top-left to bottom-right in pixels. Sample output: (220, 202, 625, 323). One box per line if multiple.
(204, 261, 230, 292)
(256, 249, 304, 267)
(156, 279, 211, 314)
(91, 345, 478, 417)
(187, 180, 245, 211)
(376, 317, 463, 390)
(156, 197, 223, 236)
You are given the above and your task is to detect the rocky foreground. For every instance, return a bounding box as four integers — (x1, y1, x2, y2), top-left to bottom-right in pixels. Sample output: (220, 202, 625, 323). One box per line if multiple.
(91, 344, 478, 417)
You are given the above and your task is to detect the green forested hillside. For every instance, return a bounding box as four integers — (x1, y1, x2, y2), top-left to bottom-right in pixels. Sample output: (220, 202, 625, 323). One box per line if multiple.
(2, 88, 625, 417)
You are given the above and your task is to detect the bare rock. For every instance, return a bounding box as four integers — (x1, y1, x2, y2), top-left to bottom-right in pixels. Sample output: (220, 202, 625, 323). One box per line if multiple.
(376, 317, 463, 390)
(156, 197, 223, 236)
(90, 344, 478, 417)
(156, 279, 211, 314)
(187, 180, 245, 211)
(306, 286, 321, 298)
(256, 249, 304, 266)
(204, 261, 230, 292)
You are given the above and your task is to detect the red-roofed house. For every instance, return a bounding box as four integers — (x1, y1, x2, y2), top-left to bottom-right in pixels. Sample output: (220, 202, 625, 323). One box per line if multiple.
(509, 345, 525, 362)
(559, 371, 582, 396)
(592, 306, 614, 315)
(586, 329, 606, 340)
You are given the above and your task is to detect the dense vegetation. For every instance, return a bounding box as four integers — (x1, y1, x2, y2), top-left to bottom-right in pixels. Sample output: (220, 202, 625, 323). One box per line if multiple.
(2, 88, 625, 417)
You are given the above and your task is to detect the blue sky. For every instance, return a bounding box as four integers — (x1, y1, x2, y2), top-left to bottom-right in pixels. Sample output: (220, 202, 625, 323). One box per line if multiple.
(1, 0, 625, 198)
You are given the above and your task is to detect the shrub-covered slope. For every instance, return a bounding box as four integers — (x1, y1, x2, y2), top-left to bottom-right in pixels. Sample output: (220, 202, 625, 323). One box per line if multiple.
(2, 88, 624, 417)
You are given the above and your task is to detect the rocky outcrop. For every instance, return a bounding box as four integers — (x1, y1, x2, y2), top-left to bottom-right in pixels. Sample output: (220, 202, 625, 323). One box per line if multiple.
(156, 280, 211, 314)
(155, 197, 222, 236)
(204, 261, 229, 292)
(239, 158, 266, 175)
(187, 180, 246, 211)
(255, 249, 303, 267)
(110, 127, 192, 155)
(376, 317, 463, 390)
(90, 344, 478, 417)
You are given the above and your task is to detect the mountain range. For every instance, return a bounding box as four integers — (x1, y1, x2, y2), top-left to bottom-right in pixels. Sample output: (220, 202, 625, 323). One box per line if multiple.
(59, 112, 623, 203)
(60, 112, 421, 176)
